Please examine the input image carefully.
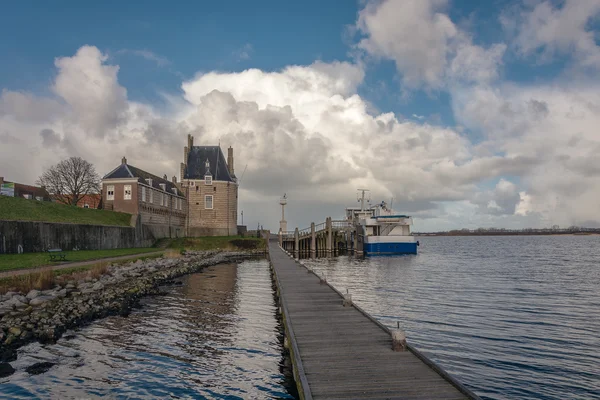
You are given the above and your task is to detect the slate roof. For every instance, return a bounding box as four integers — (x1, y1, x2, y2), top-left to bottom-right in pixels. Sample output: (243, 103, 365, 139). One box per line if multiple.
(184, 146, 234, 182)
(103, 163, 184, 197)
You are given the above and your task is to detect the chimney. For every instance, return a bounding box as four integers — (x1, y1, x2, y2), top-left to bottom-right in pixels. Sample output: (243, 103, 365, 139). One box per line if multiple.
(172, 176, 177, 184)
(227, 146, 234, 175)
(180, 162, 186, 181)
(163, 174, 167, 180)
(187, 134, 193, 149)
(121, 156, 127, 165)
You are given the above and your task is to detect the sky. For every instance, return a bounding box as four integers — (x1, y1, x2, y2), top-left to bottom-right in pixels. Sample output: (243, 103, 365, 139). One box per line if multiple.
(1, 0, 600, 232)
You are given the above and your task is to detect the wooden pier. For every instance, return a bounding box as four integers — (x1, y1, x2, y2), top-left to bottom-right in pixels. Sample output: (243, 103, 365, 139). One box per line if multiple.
(279, 217, 356, 257)
(269, 240, 480, 400)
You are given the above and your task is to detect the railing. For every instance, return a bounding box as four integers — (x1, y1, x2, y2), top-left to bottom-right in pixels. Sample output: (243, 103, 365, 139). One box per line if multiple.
(332, 220, 352, 229)
(280, 218, 354, 241)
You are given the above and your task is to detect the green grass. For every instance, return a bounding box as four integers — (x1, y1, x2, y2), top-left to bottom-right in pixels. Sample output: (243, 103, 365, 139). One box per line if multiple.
(53, 253, 164, 277)
(0, 195, 131, 226)
(167, 236, 266, 251)
(0, 248, 159, 272)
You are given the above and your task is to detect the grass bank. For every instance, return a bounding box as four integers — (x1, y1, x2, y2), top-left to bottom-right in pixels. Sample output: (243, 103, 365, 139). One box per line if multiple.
(168, 236, 266, 251)
(0, 196, 131, 226)
(0, 248, 158, 272)
(0, 253, 164, 295)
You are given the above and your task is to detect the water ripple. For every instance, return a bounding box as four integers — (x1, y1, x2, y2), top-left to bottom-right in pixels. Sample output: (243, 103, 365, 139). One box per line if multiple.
(302, 235, 600, 400)
(0, 260, 296, 399)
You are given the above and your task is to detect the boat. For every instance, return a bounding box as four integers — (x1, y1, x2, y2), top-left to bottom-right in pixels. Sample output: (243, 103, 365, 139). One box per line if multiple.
(348, 190, 419, 256)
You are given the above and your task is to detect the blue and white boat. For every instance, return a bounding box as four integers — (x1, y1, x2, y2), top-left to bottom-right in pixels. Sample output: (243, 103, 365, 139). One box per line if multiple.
(361, 203, 418, 255)
(349, 190, 419, 256)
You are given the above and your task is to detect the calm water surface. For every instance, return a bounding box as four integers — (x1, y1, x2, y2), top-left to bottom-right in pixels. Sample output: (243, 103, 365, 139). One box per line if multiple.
(0, 259, 296, 399)
(302, 235, 600, 400)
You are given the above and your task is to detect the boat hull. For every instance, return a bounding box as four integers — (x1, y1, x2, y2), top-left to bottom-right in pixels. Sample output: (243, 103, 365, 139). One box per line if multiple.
(363, 241, 418, 255)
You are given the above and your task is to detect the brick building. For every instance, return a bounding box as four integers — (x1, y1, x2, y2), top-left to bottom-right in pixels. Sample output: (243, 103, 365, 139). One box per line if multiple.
(102, 157, 186, 237)
(52, 193, 101, 208)
(0, 177, 51, 201)
(180, 135, 238, 236)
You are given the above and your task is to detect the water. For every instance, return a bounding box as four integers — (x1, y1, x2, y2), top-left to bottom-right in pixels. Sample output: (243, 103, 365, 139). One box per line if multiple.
(0, 259, 296, 399)
(301, 235, 600, 400)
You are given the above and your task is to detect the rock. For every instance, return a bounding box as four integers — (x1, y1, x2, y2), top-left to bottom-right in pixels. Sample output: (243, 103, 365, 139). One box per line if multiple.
(4, 291, 18, 298)
(19, 330, 33, 340)
(92, 282, 104, 291)
(26, 290, 41, 300)
(0, 362, 15, 378)
(8, 326, 22, 337)
(56, 289, 68, 298)
(5, 297, 28, 309)
(25, 361, 55, 375)
(0, 304, 12, 317)
(29, 295, 56, 307)
(13, 295, 27, 304)
(4, 334, 17, 345)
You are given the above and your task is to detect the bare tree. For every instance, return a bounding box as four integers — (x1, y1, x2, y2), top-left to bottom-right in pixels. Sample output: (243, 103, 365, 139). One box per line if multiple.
(37, 157, 101, 206)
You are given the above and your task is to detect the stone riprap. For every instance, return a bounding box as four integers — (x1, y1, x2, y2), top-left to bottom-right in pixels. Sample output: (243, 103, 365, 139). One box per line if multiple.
(0, 250, 261, 375)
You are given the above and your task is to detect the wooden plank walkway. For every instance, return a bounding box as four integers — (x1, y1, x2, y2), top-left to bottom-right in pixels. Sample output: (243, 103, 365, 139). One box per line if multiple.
(269, 241, 480, 400)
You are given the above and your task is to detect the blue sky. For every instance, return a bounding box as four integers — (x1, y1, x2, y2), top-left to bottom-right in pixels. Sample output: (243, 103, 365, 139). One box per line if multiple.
(1, 0, 550, 127)
(1, 0, 600, 230)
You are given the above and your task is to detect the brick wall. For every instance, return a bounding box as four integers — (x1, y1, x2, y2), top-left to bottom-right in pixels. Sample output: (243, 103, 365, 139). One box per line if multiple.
(102, 181, 186, 229)
(184, 179, 238, 236)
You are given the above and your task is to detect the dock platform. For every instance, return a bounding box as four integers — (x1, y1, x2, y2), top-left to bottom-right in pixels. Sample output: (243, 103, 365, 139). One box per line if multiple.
(269, 241, 480, 400)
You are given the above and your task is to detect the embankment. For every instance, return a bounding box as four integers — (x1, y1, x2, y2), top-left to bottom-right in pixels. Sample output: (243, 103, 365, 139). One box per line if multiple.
(0, 219, 155, 254)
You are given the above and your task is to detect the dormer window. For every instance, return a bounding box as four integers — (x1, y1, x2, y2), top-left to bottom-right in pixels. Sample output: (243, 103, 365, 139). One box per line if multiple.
(145, 178, 153, 187)
(171, 188, 178, 195)
(159, 183, 166, 191)
(205, 175, 212, 185)
(189, 181, 195, 187)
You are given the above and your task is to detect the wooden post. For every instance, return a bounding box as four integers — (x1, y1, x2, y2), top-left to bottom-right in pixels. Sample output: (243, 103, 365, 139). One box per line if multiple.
(326, 217, 332, 255)
(346, 229, 351, 254)
(392, 329, 407, 351)
(311, 222, 316, 259)
(343, 290, 352, 307)
(294, 228, 299, 259)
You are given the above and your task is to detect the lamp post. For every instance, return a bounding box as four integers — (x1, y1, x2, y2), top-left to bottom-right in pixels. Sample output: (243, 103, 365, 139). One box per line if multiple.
(279, 193, 287, 233)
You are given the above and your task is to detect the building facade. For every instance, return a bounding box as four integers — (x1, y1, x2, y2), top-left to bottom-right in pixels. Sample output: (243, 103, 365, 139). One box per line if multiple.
(0, 177, 51, 201)
(102, 157, 187, 237)
(180, 135, 238, 236)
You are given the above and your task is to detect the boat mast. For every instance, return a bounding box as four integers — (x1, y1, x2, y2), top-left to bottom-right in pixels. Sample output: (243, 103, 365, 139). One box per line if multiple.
(357, 188, 369, 211)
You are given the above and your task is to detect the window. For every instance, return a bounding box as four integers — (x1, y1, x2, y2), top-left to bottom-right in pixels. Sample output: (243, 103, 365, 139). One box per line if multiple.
(159, 183, 166, 191)
(149, 189, 153, 204)
(189, 181, 195, 187)
(205, 175, 212, 185)
(84, 204, 89, 209)
(124, 185, 132, 200)
(107, 185, 115, 200)
(205, 195, 213, 209)
(141, 187, 146, 202)
(159, 192, 163, 206)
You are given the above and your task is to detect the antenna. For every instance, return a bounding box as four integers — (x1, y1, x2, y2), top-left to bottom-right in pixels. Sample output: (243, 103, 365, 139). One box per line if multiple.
(357, 189, 370, 211)
(237, 164, 248, 185)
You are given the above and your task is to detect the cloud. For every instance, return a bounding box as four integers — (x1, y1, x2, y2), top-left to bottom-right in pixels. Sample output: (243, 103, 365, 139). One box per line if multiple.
(2, 40, 600, 231)
(232, 43, 253, 62)
(502, 0, 600, 68)
(53, 45, 128, 137)
(117, 49, 171, 67)
(355, 0, 506, 90)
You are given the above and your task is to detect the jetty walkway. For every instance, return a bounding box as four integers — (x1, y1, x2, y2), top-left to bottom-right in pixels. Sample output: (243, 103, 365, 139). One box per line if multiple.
(269, 241, 479, 399)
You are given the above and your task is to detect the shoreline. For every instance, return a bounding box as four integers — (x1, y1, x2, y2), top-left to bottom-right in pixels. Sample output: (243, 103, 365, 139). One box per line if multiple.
(0, 250, 264, 375)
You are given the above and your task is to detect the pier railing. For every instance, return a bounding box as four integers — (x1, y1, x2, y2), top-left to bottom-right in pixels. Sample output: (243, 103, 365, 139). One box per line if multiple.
(279, 217, 357, 256)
